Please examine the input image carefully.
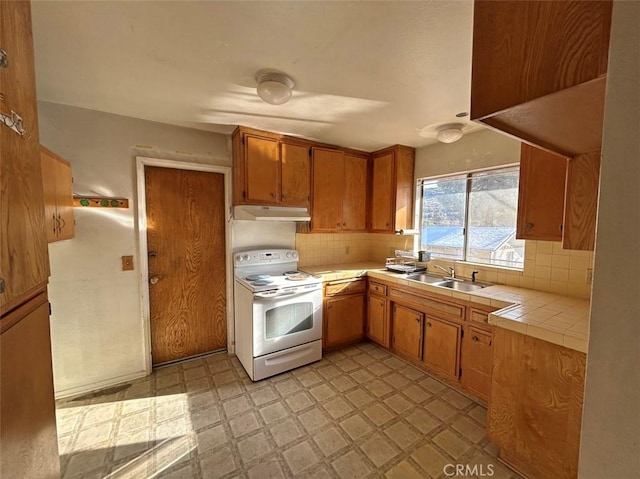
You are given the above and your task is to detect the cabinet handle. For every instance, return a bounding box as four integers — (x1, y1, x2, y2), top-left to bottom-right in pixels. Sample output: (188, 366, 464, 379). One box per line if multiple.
(559, 224, 563, 231)
(526, 222, 534, 230)
(484, 317, 488, 324)
(271, 192, 276, 198)
(336, 223, 341, 227)
(59, 215, 66, 231)
(52, 213, 58, 235)
(472, 336, 479, 342)
(0, 49, 8, 69)
(342, 222, 346, 227)
(426, 321, 431, 327)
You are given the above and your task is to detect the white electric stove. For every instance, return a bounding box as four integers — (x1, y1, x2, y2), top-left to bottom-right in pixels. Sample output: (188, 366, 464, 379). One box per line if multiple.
(233, 249, 323, 381)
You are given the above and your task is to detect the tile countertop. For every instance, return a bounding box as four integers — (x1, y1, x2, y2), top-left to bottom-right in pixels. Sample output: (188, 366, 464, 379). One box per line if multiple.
(302, 262, 590, 354)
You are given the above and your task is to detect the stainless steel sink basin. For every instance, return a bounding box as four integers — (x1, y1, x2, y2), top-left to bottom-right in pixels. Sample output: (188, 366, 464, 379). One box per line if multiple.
(435, 280, 487, 292)
(406, 273, 447, 284)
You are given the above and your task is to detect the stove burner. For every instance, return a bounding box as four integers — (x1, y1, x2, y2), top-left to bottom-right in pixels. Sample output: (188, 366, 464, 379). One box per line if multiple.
(251, 280, 273, 286)
(283, 271, 300, 276)
(246, 274, 270, 281)
(285, 273, 310, 281)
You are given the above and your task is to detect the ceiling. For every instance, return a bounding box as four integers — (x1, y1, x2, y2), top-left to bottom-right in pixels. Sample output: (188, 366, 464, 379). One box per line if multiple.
(31, 0, 483, 152)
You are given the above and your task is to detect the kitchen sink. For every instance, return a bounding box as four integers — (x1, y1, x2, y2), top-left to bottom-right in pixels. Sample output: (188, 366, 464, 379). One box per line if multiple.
(435, 280, 487, 292)
(406, 273, 448, 284)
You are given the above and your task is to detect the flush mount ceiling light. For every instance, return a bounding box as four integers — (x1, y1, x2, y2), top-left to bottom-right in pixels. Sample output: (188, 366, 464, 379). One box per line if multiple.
(435, 123, 465, 143)
(256, 72, 295, 105)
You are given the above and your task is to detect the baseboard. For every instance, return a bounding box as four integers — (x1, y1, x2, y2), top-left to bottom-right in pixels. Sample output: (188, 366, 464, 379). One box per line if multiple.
(54, 370, 148, 400)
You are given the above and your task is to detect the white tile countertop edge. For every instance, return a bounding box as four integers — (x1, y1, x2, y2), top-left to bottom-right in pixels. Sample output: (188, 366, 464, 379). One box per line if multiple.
(302, 262, 590, 354)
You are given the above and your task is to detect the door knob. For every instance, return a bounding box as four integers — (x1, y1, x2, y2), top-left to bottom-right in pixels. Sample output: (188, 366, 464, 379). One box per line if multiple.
(149, 275, 161, 285)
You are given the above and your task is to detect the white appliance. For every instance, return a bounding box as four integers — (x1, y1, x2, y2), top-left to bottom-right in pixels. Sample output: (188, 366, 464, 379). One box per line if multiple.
(234, 249, 323, 381)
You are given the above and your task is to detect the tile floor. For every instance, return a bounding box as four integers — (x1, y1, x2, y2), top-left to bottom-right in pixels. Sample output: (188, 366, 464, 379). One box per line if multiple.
(56, 343, 522, 479)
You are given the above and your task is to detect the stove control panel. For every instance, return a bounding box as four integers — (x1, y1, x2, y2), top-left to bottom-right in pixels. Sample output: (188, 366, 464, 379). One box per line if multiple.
(234, 249, 298, 266)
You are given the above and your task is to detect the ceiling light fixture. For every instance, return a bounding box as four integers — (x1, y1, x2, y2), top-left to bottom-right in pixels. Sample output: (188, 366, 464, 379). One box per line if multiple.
(256, 72, 295, 105)
(435, 123, 464, 144)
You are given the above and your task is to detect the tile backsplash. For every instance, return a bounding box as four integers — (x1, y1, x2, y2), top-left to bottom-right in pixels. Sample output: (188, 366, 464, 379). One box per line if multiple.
(296, 234, 594, 299)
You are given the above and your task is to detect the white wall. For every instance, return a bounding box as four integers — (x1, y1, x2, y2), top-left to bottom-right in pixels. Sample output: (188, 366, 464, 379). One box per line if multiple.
(415, 127, 521, 179)
(38, 102, 296, 397)
(578, 2, 640, 477)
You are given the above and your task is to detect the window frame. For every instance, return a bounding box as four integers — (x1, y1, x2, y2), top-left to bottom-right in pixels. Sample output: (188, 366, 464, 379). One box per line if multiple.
(416, 165, 524, 270)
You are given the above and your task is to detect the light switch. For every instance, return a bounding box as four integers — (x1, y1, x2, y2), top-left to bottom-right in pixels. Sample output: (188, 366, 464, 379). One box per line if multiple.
(122, 255, 134, 271)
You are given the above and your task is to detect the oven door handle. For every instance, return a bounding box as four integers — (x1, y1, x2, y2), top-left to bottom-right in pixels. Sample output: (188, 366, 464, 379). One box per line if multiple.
(254, 290, 300, 300)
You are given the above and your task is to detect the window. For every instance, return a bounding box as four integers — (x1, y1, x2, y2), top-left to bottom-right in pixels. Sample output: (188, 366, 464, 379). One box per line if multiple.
(419, 166, 525, 269)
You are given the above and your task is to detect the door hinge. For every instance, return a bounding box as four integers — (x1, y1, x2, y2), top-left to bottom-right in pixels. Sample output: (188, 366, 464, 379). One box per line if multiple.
(459, 367, 462, 378)
(461, 329, 464, 338)
(242, 190, 246, 200)
(241, 135, 245, 145)
(48, 302, 52, 315)
(308, 148, 312, 157)
(0, 277, 5, 294)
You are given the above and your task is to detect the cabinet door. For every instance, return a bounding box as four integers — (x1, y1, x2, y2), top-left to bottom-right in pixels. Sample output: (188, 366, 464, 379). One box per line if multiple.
(392, 304, 423, 360)
(281, 142, 310, 207)
(461, 327, 493, 401)
(311, 148, 344, 232)
(516, 144, 567, 241)
(367, 295, 389, 347)
(1, 295, 60, 478)
(55, 157, 74, 240)
(370, 152, 395, 232)
(423, 316, 461, 379)
(342, 155, 368, 231)
(245, 135, 280, 203)
(40, 149, 60, 243)
(563, 150, 600, 251)
(0, 0, 50, 313)
(324, 294, 365, 349)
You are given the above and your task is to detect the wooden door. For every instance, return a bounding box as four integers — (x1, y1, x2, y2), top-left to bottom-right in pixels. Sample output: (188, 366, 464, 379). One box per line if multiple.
(516, 144, 567, 241)
(281, 142, 310, 207)
(392, 304, 423, 360)
(324, 294, 365, 349)
(461, 326, 493, 401)
(311, 148, 344, 231)
(370, 152, 395, 232)
(423, 316, 461, 378)
(145, 166, 227, 365)
(55, 156, 74, 240)
(367, 295, 388, 347)
(563, 150, 600, 251)
(0, 0, 50, 313)
(1, 294, 60, 478)
(343, 155, 368, 231)
(245, 135, 279, 204)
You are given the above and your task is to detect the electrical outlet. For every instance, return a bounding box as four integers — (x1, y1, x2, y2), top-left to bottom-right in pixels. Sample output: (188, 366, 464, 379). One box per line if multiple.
(586, 268, 593, 284)
(122, 255, 134, 271)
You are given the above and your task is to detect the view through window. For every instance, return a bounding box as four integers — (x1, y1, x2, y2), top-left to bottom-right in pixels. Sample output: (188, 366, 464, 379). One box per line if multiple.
(419, 167, 525, 269)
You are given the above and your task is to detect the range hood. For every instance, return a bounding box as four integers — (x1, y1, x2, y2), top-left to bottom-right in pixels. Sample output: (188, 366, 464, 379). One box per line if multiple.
(233, 205, 311, 221)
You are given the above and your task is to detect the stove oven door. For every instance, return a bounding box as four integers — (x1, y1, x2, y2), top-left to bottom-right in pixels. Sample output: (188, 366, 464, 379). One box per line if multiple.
(252, 289, 322, 357)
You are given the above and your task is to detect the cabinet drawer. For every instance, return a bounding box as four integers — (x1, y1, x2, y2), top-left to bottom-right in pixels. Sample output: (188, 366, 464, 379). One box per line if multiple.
(368, 282, 387, 296)
(325, 278, 366, 296)
(389, 288, 465, 320)
(469, 309, 490, 325)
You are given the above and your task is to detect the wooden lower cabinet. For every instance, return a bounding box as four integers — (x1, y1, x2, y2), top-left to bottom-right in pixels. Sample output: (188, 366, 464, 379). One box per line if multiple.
(461, 326, 493, 402)
(423, 316, 461, 379)
(366, 294, 389, 347)
(324, 281, 365, 350)
(489, 328, 586, 479)
(391, 304, 423, 360)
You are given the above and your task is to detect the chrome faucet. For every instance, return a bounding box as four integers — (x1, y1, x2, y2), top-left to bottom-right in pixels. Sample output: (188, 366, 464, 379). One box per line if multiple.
(433, 264, 455, 278)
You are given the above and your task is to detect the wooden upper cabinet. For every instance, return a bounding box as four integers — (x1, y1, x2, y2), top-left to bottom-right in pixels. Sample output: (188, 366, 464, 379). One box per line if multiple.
(563, 150, 600, 251)
(281, 141, 310, 207)
(516, 144, 567, 241)
(517, 144, 599, 250)
(342, 155, 368, 231)
(232, 127, 310, 207)
(311, 148, 345, 231)
(245, 134, 280, 204)
(311, 148, 368, 232)
(0, 0, 50, 313)
(471, 0, 613, 156)
(369, 145, 415, 233)
(40, 147, 74, 243)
